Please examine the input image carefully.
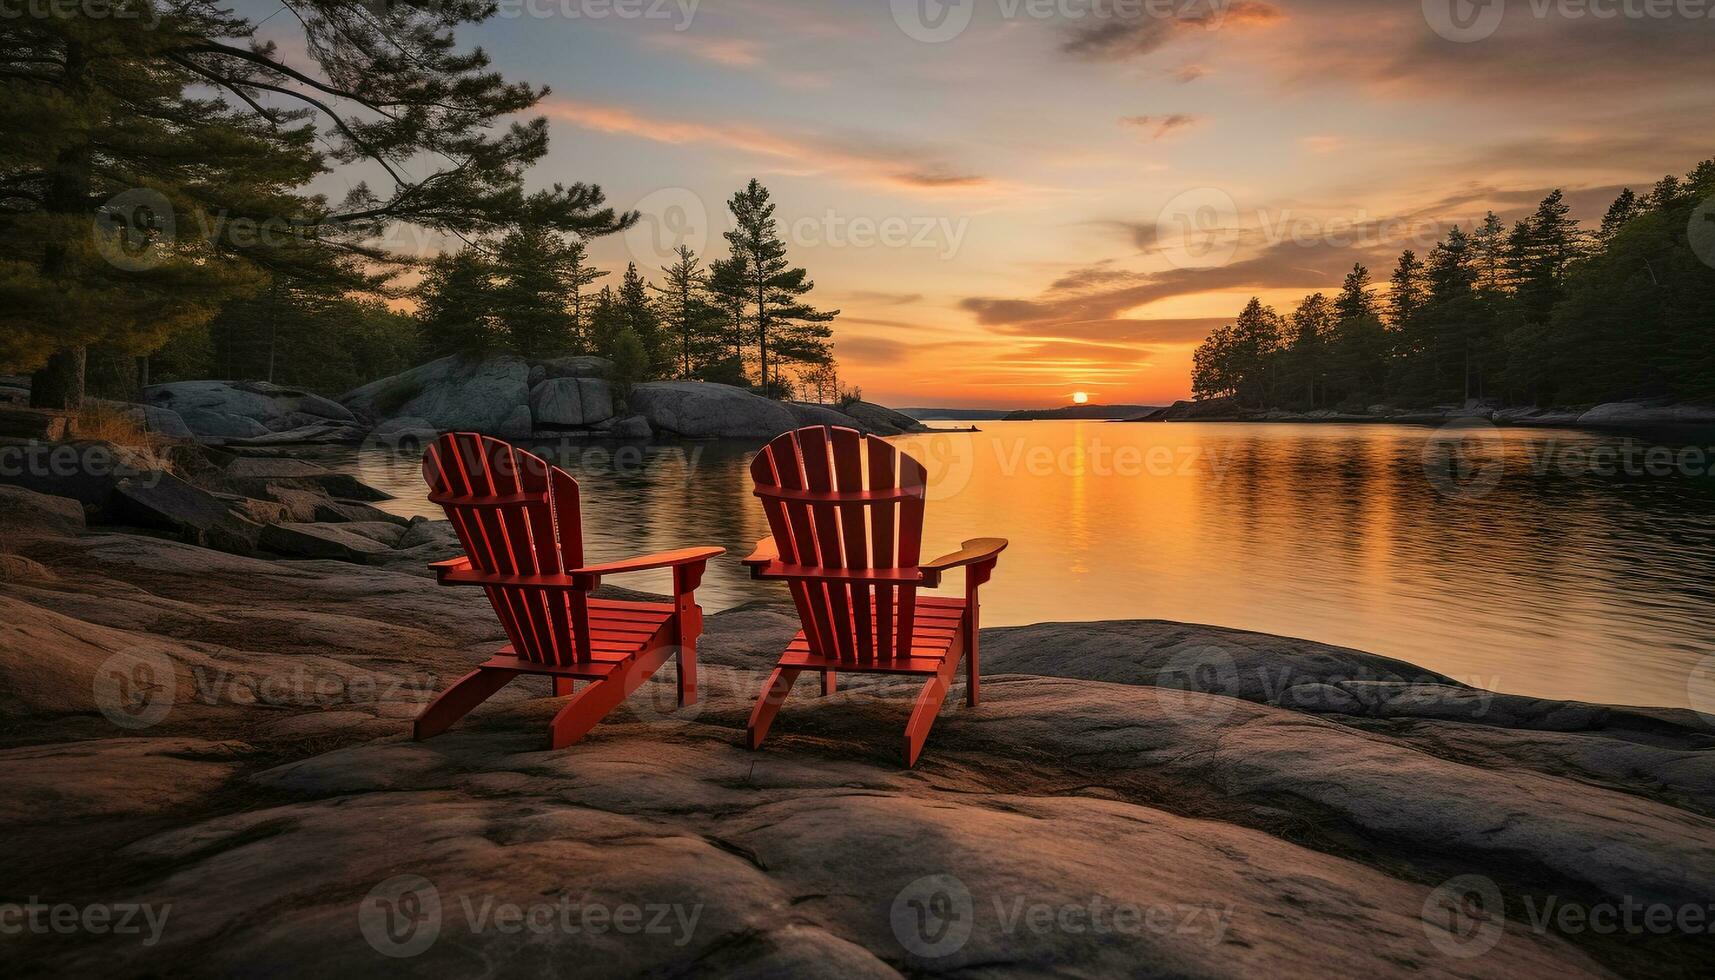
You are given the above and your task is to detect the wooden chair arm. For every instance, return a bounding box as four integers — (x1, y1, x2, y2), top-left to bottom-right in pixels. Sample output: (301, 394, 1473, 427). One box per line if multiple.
(920, 538, 1008, 588)
(430, 555, 473, 584)
(568, 546, 725, 591)
(429, 548, 724, 591)
(742, 537, 780, 568)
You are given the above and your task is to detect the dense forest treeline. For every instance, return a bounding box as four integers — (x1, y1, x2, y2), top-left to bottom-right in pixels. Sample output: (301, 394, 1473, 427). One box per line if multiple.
(0, 5, 846, 408)
(412, 178, 843, 399)
(1192, 156, 1715, 411)
(145, 178, 847, 400)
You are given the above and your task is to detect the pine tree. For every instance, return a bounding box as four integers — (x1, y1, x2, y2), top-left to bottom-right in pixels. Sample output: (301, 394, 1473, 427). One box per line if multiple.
(650, 246, 726, 378)
(564, 238, 606, 351)
(616, 263, 665, 374)
(1284, 293, 1334, 409)
(703, 254, 753, 385)
(1598, 189, 1641, 245)
(492, 226, 575, 358)
(1387, 251, 1426, 330)
(0, 3, 634, 408)
(417, 250, 499, 357)
(720, 179, 837, 395)
(1330, 263, 1389, 403)
(1513, 190, 1583, 327)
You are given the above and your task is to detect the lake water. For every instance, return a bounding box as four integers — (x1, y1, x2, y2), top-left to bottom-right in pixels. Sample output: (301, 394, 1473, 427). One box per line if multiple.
(327, 421, 1715, 709)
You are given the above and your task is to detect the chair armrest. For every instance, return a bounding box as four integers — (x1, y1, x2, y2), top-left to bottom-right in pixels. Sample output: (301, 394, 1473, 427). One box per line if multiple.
(920, 538, 1008, 588)
(568, 546, 725, 589)
(429, 555, 473, 584)
(742, 537, 779, 568)
(429, 548, 725, 591)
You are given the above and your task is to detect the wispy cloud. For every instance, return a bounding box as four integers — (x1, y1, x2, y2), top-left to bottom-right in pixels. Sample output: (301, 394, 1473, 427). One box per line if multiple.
(540, 99, 1007, 195)
(1120, 114, 1202, 140)
(1061, 1, 1283, 61)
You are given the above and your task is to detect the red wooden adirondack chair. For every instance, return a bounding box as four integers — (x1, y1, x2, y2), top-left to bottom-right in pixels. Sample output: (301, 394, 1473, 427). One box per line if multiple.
(415, 432, 722, 749)
(742, 425, 1006, 766)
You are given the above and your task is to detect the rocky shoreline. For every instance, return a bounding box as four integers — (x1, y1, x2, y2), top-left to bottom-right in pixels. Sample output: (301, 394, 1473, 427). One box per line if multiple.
(1, 458, 1712, 976)
(1125, 395, 1715, 429)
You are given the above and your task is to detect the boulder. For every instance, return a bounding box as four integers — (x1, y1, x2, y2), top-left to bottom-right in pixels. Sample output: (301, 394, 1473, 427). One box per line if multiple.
(529, 377, 614, 427)
(1493, 406, 1587, 426)
(0, 485, 86, 536)
(538, 355, 613, 380)
(177, 409, 271, 439)
(91, 399, 195, 440)
(221, 458, 392, 502)
(259, 522, 396, 563)
(310, 498, 409, 527)
(144, 381, 354, 439)
(602, 414, 653, 441)
(0, 407, 71, 440)
(838, 400, 929, 435)
(220, 422, 369, 447)
(0, 440, 163, 509)
(341, 355, 531, 437)
(1578, 400, 1715, 426)
(627, 381, 797, 439)
(111, 471, 262, 553)
(786, 401, 861, 429)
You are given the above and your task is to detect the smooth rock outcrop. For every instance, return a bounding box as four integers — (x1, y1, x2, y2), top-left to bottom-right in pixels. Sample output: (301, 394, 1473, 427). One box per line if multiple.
(2, 523, 1710, 976)
(145, 380, 355, 441)
(260, 522, 397, 563)
(342, 354, 532, 437)
(628, 381, 798, 438)
(839, 400, 930, 435)
(1578, 400, 1715, 426)
(0, 486, 86, 536)
(529, 377, 614, 427)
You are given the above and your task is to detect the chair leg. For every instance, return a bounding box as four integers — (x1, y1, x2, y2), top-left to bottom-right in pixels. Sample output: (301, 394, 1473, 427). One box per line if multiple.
(965, 611, 980, 708)
(904, 674, 950, 768)
(822, 671, 837, 696)
(554, 677, 575, 697)
(677, 639, 698, 708)
(414, 668, 517, 741)
(548, 644, 675, 749)
(746, 667, 801, 749)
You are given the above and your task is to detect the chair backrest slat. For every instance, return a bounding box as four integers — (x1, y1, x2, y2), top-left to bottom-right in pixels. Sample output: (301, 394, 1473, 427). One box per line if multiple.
(425, 433, 593, 664)
(752, 425, 928, 666)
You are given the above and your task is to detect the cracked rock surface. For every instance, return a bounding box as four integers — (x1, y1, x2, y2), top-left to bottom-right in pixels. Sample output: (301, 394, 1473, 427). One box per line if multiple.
(2, 518, 1711, 977)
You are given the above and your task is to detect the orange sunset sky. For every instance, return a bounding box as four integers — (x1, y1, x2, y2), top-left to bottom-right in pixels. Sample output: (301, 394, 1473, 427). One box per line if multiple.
(268, 0, 1714, 409)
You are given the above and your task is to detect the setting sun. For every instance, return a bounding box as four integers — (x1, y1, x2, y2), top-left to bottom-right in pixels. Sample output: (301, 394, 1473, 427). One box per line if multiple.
(1072, 391, 1090, 405)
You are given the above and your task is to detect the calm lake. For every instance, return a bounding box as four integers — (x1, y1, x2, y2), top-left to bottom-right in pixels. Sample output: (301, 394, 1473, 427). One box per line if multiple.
(327, 421, 1715, 709)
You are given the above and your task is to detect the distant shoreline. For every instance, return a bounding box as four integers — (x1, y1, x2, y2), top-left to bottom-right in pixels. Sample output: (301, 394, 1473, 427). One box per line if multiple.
(1115, 398, 1715, 430)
